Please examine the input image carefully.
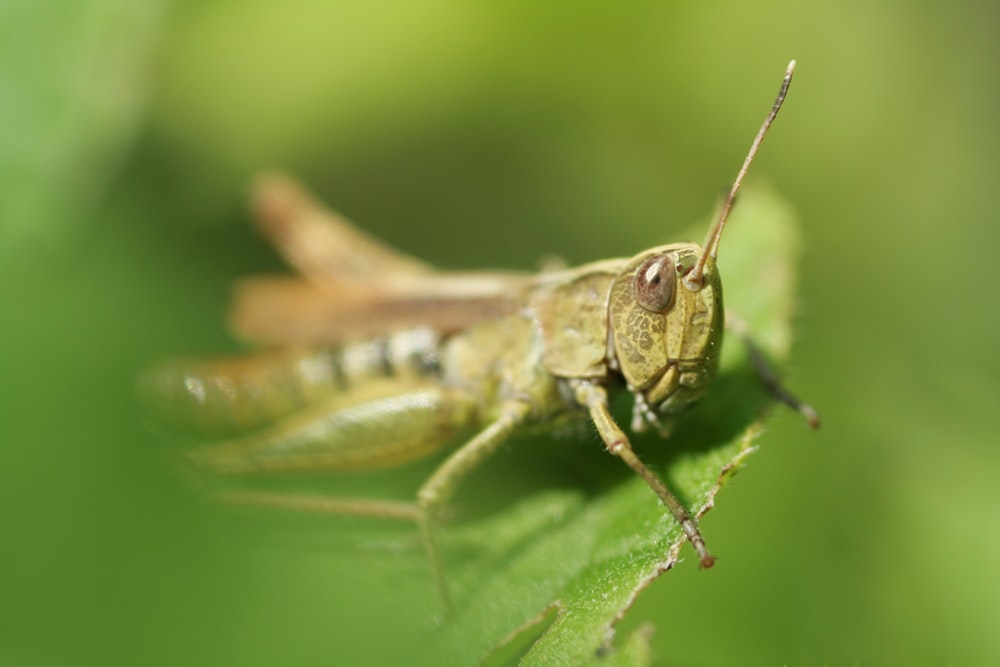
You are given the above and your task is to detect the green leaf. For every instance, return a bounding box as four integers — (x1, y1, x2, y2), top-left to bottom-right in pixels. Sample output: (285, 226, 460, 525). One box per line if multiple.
(396, 186, 802, 665)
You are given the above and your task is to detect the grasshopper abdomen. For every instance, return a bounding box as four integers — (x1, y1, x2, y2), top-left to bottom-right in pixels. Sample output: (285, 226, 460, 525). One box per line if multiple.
(142, 327, 446, 436)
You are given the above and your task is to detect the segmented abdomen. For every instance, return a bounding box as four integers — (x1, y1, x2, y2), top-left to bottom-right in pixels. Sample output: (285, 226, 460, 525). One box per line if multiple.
(141, 328, 443, 435)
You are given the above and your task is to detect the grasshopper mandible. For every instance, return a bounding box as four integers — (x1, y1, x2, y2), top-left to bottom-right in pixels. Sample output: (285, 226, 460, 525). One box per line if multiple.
(143, 61, 817, 608)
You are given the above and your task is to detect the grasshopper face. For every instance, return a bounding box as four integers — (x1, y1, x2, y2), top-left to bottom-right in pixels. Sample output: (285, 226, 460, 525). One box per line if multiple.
(609, 243, 724, 419)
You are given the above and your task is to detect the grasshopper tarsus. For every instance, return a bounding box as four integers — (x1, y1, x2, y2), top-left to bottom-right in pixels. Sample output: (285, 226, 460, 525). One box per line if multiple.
(730, 316, 821, 430)
(751, 351, 820, 430)
(801, 405, 821, 430)
(680, 519, 715, 570)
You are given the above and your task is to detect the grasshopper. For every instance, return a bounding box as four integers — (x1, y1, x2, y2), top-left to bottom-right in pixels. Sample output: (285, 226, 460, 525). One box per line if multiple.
(142, 61, 817, 608)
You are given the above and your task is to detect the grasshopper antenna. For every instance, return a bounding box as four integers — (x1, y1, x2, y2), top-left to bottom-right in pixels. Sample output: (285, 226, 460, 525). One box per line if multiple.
(684, 60, 796, 291)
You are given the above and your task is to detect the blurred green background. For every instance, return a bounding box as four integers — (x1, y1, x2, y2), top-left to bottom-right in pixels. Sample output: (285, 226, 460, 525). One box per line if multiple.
(2, 1, 998, 665)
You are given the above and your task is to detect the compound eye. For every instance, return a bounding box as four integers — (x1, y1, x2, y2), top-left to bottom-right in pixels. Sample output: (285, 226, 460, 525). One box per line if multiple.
(634, 254, 676, 313)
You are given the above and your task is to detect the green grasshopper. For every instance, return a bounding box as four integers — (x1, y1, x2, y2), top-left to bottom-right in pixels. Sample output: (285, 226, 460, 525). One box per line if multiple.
(143, 61, 816, 608)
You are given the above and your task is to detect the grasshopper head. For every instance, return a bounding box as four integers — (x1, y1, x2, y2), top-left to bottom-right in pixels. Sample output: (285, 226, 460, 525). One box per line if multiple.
(607, 59, 796, 426)
(608, 244, 723, 418)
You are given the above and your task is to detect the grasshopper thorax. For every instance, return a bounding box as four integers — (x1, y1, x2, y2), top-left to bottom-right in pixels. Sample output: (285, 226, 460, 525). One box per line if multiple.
(609, 244, 723, 418)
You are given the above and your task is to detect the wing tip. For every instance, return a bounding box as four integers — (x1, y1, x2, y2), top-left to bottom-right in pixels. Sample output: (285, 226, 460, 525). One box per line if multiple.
(250, 172, 314, 240)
